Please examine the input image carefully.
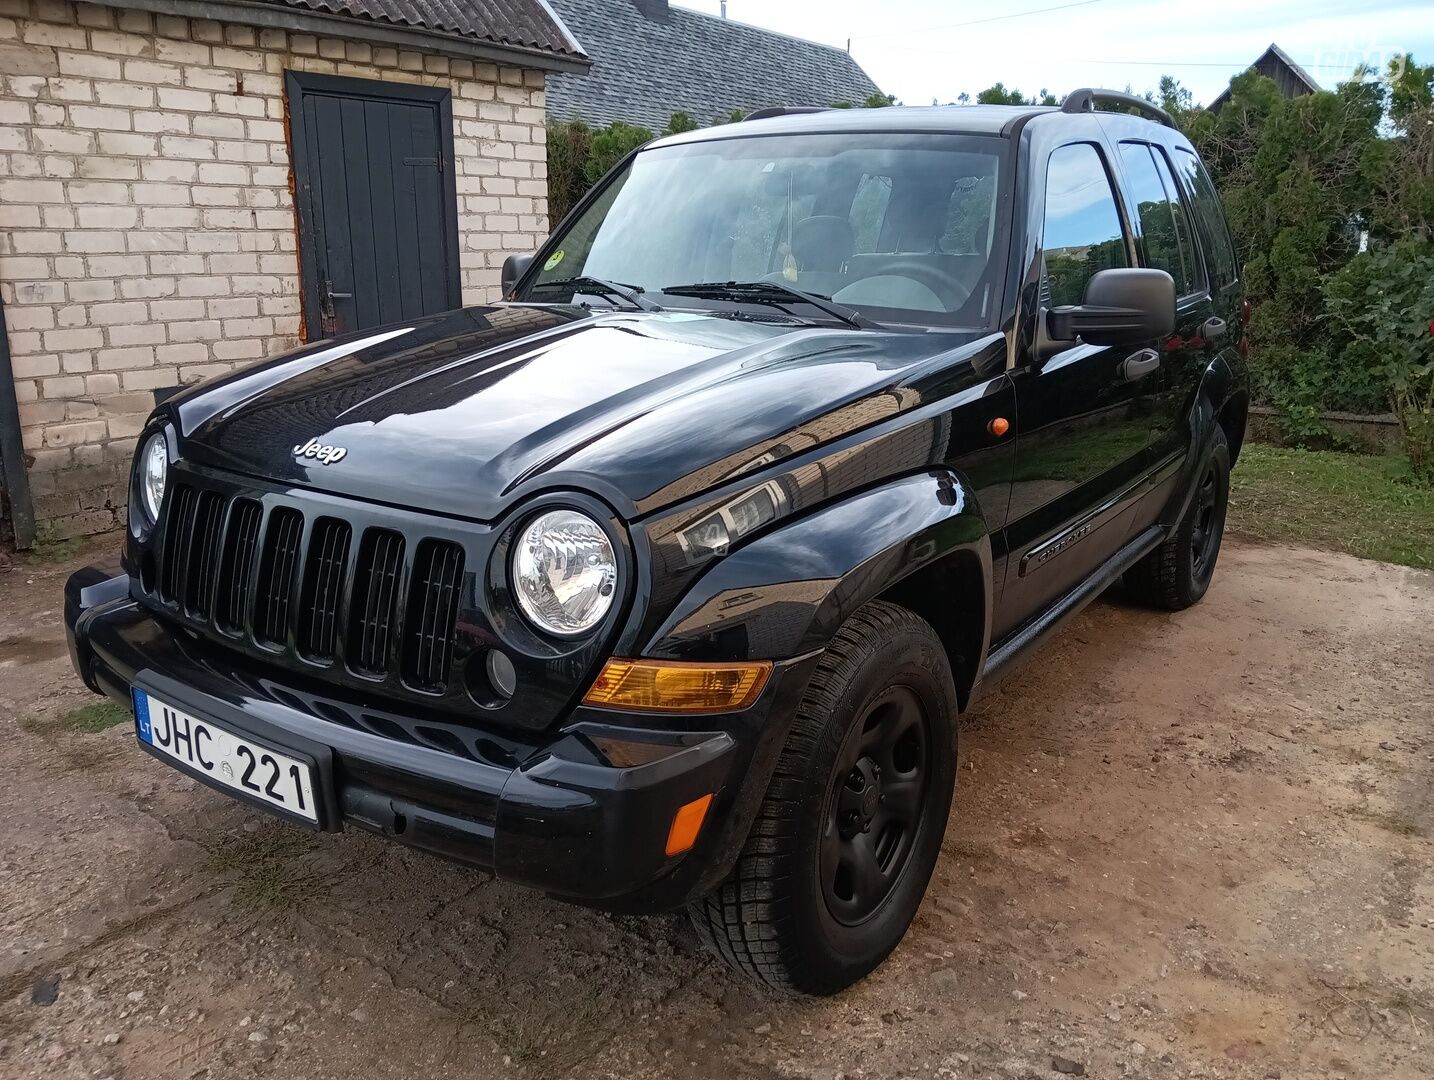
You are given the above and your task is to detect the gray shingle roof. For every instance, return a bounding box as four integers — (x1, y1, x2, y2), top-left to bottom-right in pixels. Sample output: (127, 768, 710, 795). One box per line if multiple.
(545, 0, 882, 130)
(256, 0, 586, 58)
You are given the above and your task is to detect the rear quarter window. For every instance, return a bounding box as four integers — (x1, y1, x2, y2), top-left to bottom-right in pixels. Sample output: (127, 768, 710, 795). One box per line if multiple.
(1174, 148, 1239, 289)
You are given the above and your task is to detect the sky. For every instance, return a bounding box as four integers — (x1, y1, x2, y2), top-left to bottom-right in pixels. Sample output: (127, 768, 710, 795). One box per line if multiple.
(675, 0, 1434, 108)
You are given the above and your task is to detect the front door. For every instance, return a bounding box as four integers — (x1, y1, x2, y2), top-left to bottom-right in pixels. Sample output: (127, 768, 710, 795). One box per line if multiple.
(994, 141, 1156, 640)
(287, 72, 462, 339)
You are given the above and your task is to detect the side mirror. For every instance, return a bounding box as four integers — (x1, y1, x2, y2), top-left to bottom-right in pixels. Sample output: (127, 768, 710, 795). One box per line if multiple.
(501, 253, 535, 297)
(1045, 268, 1175, 348)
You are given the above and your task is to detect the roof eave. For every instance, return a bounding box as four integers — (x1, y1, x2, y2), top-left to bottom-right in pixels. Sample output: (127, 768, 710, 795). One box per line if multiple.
(91, 0, 593, 73)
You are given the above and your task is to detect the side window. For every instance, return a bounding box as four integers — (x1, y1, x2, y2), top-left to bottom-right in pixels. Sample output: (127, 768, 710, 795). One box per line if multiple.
(1041, 143, 1128, 307)
(1174, 148, 1239, 288)
(1118, 142, 1199, 296)
(848, 173, 893, 253)
(1148, 146, 1204, 295)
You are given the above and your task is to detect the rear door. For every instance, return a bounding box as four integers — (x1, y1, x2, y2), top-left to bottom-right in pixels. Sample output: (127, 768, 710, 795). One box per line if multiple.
(1114, 139, 1220, 498)
(995, 140, 1154, 640)
(288, 72, 463, 339)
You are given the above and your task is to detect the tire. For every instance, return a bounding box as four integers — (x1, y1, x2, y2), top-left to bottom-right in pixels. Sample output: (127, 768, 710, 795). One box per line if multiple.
(1124, 426, 1231, 611)
(690, 601, 958, 994)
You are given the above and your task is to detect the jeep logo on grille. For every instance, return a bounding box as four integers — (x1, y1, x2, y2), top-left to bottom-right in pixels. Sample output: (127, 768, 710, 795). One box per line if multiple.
(293, 438, 347, 466)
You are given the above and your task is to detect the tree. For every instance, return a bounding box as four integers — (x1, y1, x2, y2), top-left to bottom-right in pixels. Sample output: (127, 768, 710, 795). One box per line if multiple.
(1150, 75, 1201, 128)
(971, 83, 1058, 106)
(1388, 52, 1434, 126)
(975, 82, 1028, 105)
(1374, 56, 1434, 243)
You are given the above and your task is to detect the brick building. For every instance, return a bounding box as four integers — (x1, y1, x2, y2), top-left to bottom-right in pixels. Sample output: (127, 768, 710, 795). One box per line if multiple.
(0, 0, 587, 543)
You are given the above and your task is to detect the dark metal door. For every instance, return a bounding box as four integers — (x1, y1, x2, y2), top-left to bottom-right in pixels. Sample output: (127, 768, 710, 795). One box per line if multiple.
(288, 72, 462, 339)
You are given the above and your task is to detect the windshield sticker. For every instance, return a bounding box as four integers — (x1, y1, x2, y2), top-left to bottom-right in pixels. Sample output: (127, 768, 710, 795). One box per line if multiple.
(544, 251, 565, 271)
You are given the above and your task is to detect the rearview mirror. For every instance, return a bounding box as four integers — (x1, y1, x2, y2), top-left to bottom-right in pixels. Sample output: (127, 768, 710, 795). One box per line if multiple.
(501, 253, 535, 297)
(1045, 268, 1175, 348)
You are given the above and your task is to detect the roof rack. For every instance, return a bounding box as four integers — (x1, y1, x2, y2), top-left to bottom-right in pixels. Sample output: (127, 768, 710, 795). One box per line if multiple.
(1060, 88, 1175, 128)
(743, 106, 828, 122)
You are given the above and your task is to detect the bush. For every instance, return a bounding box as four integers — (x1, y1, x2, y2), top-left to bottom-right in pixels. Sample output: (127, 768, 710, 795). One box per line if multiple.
(1325, 239, 1434, 481)
(546, 118, 593, 225)
(584, 121, 654, 187)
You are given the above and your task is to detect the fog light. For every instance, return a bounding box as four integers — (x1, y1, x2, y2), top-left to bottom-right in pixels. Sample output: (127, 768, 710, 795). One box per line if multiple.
(582, 659, 771, 713)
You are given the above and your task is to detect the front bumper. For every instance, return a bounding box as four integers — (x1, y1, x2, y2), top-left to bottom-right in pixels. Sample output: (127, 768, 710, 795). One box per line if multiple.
(66, 565, 818, 912)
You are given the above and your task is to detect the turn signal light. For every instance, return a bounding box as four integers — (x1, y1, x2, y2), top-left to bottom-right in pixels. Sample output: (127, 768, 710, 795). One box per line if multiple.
(666, 793, 714, 857)
(582, 659, 772, 713)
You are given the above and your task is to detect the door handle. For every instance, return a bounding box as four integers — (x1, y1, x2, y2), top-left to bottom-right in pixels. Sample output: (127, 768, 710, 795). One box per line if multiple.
(1200, 316, 1228, 341)
(318, 279, 352, 336)
(1120, 348, 1160, 382)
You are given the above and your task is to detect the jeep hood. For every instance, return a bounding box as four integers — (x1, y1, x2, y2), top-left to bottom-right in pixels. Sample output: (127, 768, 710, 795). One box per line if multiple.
(171, 304, 1003, 521)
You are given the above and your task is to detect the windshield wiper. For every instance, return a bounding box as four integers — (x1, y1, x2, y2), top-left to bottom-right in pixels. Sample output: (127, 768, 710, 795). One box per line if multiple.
(659, 281, 881, 330)
(529, 276, 662, 312)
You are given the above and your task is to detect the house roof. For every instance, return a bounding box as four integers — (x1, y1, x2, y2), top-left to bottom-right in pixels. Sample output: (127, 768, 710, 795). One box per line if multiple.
(259, 0, 584, 56)
(544, 0, 882, 130)
(1210, 43, 1322, 110)
(98, 0, 590, 71)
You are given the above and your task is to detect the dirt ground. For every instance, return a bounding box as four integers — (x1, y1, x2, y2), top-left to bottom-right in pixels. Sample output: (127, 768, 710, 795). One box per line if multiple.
(1, 535, 1431, 1080)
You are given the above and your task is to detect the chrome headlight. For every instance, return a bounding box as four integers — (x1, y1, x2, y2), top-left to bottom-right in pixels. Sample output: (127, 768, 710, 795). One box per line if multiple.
(512, 509, 617, 637)
(137, 432, 168, 523)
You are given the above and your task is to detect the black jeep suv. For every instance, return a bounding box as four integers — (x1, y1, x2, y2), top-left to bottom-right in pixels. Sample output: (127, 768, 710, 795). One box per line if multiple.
(66, 91, 1247, 994)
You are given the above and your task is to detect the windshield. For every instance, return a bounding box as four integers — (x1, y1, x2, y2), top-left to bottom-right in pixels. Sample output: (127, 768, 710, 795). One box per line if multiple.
(522, 131, 1012, 329)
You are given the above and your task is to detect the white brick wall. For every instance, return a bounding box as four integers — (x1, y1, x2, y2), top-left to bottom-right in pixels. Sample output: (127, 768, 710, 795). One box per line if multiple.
(0, 0, 550, 536)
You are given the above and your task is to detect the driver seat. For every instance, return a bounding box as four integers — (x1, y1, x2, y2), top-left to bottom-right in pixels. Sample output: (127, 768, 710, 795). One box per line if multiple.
(789, 215, 853, 297)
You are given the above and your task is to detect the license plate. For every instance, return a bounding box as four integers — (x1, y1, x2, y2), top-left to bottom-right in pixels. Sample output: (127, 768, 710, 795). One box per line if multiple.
(134, 690, 319, 824)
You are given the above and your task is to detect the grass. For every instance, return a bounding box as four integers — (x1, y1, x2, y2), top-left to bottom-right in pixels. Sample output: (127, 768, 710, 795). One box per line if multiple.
(1229, 445, 1434, 569)
(18, 524, 82, 565)
(204, 825, 321, 911)
(22, 698, 131, 736)
(1346, 806, 1425, 837)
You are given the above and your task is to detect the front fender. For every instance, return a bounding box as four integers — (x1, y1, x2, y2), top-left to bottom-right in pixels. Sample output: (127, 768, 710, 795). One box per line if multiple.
(643, 470, 992, 664)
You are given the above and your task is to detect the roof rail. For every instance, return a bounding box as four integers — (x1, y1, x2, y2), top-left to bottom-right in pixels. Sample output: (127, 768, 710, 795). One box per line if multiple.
(743, 106, 828, 122)
(1060, 88, 1175, 128)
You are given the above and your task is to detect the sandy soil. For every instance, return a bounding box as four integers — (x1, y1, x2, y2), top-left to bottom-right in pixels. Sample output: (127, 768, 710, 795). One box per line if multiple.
(1, 535, 1431, 1080)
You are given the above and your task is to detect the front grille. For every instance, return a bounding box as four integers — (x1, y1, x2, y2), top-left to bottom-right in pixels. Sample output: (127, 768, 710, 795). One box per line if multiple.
(218, 499, 262, 633)
(349, 528, 405, 677)
(148, 482, 469, 695)
(184, 491, 226, 618)
(158, 483, 197, 605)
(297, 517, 350, 662)
(254, 507, 303, 648)
(401, 539, 465, 692)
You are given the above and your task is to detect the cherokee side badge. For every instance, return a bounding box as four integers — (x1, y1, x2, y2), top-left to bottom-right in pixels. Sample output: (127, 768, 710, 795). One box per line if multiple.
(293, 437, 347, 466)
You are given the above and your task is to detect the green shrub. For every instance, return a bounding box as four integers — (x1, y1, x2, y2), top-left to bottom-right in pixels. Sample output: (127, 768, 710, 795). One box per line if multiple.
(583, 121, 654, 187)
(1325, 239, 1434, 481)
(546, 118, 592, 225)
